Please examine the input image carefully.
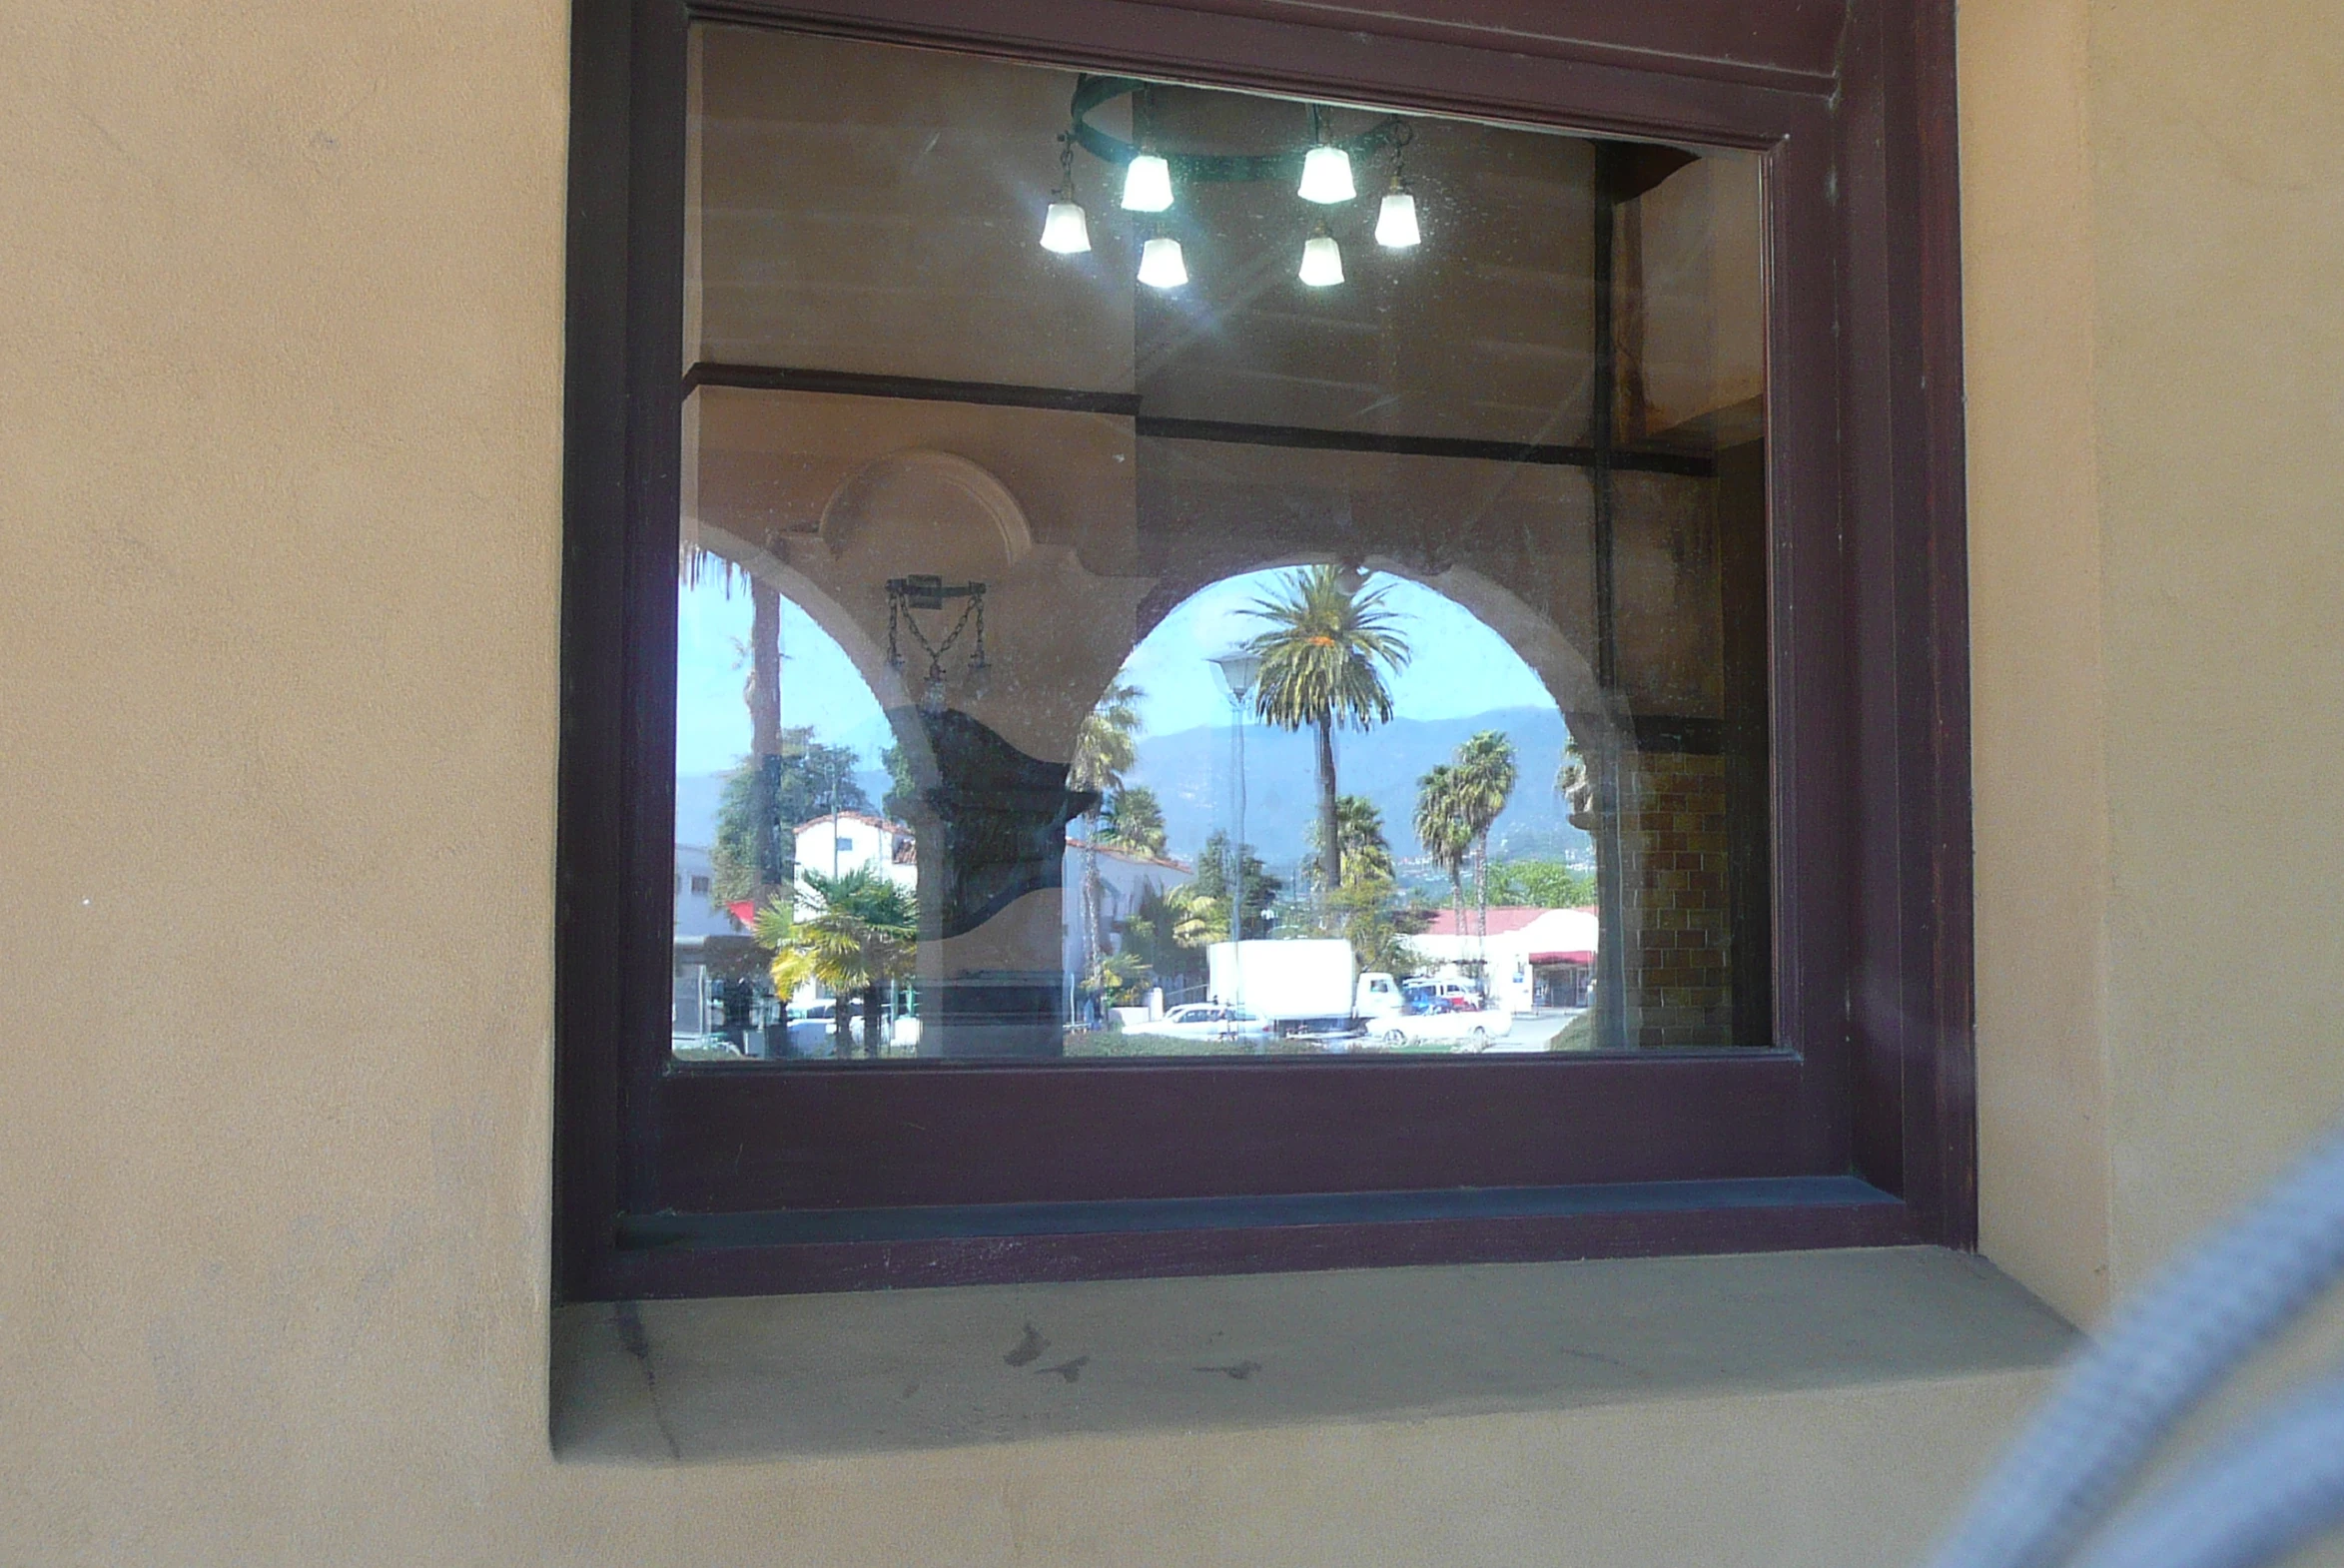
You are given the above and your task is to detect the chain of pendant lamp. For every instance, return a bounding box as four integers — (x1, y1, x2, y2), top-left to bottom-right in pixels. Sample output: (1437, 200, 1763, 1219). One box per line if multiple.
(1038, 78, 1421, 288)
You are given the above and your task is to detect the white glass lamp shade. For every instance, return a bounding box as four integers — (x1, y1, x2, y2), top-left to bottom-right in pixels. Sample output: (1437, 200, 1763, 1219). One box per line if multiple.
(1039, 200, 1092, 254)
(1297, 232, 1344, 288)
(1297, 144, 1356, 204)
(1374, 188, 1421, 249)
(1210, 648, 1263, 701)
(1137, 236, 1188, 290)
(1120, 153, 1173, 213)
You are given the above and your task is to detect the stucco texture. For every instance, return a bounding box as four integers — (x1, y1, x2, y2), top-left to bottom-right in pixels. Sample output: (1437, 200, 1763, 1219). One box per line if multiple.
(5, 0, 2344, 1562)
(1961, 0, 2344, 1324)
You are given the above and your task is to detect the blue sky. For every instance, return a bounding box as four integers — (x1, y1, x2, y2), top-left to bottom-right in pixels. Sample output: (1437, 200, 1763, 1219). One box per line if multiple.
(673, 569, 890, 775)
(1116, 570, 1557, 737)
(674, 566, 1558, 774)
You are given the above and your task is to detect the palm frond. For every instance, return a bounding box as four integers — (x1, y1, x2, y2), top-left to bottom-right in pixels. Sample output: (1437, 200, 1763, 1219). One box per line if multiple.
(1241, 565, 1412, 735)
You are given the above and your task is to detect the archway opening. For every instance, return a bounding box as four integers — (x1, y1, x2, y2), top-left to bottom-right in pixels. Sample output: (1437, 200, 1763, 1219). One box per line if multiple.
(1065, 564, 1598, 1050)
(672, 561, 918, 1061)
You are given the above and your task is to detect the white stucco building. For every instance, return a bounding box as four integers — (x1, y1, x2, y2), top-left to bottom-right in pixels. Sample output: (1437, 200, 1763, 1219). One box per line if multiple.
(1409, 905, 1600, 1011)
(791, 810, 917, 896)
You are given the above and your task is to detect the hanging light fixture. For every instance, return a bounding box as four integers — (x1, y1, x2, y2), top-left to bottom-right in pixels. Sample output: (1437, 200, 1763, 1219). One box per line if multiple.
(1042, 84, 1424, 291)
(1375, 125, 1420, 249)
(1297, 144, 1355, 205)
(1041, 200, 1092, 254)
(1297, 105, 1355, 204)
(1297, 222, 1344, 287)
(1374, 179, 1420, 249)
(1121, 151, 1173, 213)
(1039, 135, 1092, 254)
(1137, 235, 1188, 289)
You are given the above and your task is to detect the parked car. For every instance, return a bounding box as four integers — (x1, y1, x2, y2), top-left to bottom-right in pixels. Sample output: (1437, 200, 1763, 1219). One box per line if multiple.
(1374, 997, 1515, 1050)
(1154, 1003, 1269, 1042)
(1404, 981, 1482, 1014)
(785, 999, 851, 1057)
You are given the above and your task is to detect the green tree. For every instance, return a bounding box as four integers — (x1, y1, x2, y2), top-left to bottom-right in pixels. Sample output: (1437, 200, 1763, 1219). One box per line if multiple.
(1189, 831, 1282, 942)
(1101, 785, 1167, 858)
(1118, 883, 1201, 991)
(1086, 949, 1154, 1008)
(1413, 763, 1474, 942)
(879, 742, 920, 824)
(1556, 735, 1595, 826)
(1485, 859, 1597, 909)
(1452, 730, 1520, 945)
(711, 732, 871, 908)
(1299, 794, 1418, 975)
(753, 864, 915, 1058)
(1242, 566, 1412, 896)
(1304, 794, 1396, 894)
(1071, 679, 1143, 798)
(1070, 681, 1145, 1009)
(1328, 874, 1433, 978)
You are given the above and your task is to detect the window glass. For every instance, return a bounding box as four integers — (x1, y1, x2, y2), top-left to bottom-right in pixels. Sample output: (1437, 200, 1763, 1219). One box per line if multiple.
(672, 25, 1769, 1063)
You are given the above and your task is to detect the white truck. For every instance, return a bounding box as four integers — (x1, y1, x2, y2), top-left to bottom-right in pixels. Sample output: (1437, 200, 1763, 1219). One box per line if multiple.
(1206, 939, 1394, 1035)
(1203, 939, 1513, 1047)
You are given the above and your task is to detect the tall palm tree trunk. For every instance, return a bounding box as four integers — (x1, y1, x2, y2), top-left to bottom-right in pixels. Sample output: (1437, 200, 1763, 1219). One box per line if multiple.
(1448, 868, 1467, 963)
(1314, 715, 1341, 897)
(1082, 821, 1105, 1022)
(1475, 829, 1491, 959)
(748, 578, 783, 899)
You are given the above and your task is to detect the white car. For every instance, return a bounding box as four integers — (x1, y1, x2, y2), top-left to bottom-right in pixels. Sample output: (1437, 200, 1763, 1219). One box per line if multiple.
(1154, 1003, 1269, 1041)
(1372, 1006, 1516, 1051)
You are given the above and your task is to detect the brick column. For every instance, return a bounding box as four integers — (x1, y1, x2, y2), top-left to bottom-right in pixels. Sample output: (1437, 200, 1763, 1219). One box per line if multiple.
(1615, 750, 1734, 1049)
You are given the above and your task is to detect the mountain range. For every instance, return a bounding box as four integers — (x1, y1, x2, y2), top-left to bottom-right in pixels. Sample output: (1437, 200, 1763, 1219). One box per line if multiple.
(1127, 706, 1587, 873)
(673, 705, 1587, 869)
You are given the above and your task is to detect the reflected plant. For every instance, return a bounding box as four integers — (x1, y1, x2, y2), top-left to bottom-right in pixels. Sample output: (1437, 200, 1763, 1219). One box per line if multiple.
(754, 865, 915, 1057)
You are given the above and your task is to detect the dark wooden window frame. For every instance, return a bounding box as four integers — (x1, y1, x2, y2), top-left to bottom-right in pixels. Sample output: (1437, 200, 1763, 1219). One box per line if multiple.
(557, 0, 1972, 1301)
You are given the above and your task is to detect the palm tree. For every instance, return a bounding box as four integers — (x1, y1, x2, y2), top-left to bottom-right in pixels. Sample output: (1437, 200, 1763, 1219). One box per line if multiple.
(1557, 735, 1596, 828)
(1452, 730, 1519, 949)
(1164, 883, 1224, 949)
(1071, 680, 1145, 1018)
(1413, 763, 1474, 951)
(1071, 679, 1143, 799)
(1101, 784, 1168, 859)
(755, 865, 917, 1057)
(1243, 566, 1412, 895)
(1307, 794, 1397, 894)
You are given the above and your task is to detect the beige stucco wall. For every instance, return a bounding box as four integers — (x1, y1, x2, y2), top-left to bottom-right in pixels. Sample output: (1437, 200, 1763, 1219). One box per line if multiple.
(1962, 0, 2344, 1322)
(6, 0, 2344, 1562)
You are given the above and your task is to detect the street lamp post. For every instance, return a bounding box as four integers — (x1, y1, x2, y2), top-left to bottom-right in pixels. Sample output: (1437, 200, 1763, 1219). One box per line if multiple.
(1209, 650, 1262, 1034)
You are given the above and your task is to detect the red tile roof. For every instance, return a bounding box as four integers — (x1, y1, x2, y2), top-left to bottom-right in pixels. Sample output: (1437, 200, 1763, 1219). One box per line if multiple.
(1418, 905, 1558, 938)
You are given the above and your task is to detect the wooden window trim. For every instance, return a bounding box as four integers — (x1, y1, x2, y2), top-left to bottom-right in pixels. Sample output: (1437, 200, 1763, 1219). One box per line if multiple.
(556, 0, 1972, 1301)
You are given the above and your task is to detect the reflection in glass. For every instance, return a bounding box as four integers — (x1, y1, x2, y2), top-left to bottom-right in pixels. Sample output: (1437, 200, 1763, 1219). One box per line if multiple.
(674, 25, 1769, 1063)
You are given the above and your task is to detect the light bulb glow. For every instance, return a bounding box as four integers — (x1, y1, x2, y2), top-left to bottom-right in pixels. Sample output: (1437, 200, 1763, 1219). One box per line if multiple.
(1121, 154, 1173, 213)
(1297, 233, 1344, 288)
(1137, 236, 1188, 289)
(1039, 200, 1092, 254)
(1374, 189, 1420, 249)
(1297, 144, 1356, 204)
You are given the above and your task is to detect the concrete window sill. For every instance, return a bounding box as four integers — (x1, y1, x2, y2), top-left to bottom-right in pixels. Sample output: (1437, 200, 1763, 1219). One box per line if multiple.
(551, 1246, 2075, 1463)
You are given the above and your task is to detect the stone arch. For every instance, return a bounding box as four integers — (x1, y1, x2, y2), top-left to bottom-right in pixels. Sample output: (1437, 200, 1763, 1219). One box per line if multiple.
(687, 521, 940, 796)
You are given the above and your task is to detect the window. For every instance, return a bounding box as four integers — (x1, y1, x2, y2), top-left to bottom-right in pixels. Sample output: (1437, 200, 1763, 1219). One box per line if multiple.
(559, 0, 1971, 1300)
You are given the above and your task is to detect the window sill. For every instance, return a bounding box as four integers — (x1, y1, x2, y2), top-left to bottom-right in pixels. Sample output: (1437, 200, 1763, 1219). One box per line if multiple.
(551, 1244, 2074, 1462)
